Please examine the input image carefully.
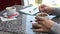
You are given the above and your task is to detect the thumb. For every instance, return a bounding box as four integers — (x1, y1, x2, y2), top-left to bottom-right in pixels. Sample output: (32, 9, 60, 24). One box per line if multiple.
(35, 16, 47, 21)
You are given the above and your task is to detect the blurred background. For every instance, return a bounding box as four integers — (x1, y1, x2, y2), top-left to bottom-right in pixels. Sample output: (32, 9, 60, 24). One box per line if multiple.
(24, 0, 60, 7)
(0, 0, 60, 11)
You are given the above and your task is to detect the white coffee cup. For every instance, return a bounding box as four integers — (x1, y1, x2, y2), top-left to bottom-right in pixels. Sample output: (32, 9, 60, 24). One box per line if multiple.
(36, 13, 49, 19)
(6, 7, 16, 16)
(5, 7, 19, 18)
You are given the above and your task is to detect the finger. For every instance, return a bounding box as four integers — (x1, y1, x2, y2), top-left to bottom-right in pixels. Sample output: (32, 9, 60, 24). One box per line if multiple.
(35, 19, 45, 26)
(37, 21, 46, 28)
(35, 16, 46, 21)
(35, 19, 44, 23)
(32, 23, 44, 28)
(39, 4, 47, 11)
(35, 20, 39, 22)
(37, 21, 44, 24)
(32, 23, 37, 27)
(33, 28, 44, 32)
(33, 28, 49, 32)
(39, 7, 45, 12)
(32, 23, 39, 29)
(39, 4, 47, 8)
(37, 21, 50, 29)
(37, 21, 47, 27)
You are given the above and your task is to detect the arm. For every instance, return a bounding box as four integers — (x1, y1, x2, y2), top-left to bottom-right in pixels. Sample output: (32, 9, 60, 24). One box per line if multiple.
(51, 23, 60, 34)
(52, 8, 60, 16)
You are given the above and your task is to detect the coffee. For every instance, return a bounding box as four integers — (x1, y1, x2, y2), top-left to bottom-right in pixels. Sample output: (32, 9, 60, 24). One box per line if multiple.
(37, 13, 48, 17)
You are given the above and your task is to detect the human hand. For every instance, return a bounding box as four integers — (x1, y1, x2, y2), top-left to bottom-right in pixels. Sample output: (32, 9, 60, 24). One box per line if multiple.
(32, 23, 50, 32)
(35, 16, 55, 29)
(32, 16, 55, 32)
(39, 4, 53, 14)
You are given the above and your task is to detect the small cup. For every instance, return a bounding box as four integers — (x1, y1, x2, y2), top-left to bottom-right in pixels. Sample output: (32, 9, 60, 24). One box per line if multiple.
(6, 7, 16, 16)
(36, 13, 49, 19)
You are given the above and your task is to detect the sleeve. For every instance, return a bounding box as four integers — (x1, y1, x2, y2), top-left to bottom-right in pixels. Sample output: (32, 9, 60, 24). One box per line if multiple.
(51, 7, 60, 16)
(51, 23, 60, 34)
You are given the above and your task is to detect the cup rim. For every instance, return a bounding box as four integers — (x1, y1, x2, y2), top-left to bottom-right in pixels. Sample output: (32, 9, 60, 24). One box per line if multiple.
(36, 13, 49, 17)
(6, 7, 16, 10)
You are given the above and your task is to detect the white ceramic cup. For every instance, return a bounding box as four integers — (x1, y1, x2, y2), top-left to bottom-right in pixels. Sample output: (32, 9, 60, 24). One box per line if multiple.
(6, 7, 17, 16)
(5, 7, 19, 18)
(36, 13, 49, 19)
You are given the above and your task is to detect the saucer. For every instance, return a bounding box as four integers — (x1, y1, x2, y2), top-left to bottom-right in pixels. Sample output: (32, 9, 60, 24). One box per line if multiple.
(3, 12, 19, 18)
(3, 12, 8, 18)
